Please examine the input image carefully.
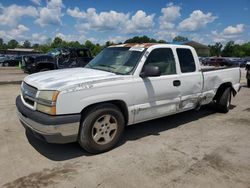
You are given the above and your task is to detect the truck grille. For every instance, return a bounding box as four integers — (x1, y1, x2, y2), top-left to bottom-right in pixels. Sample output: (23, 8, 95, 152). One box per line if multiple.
(21, 82, 38, 107)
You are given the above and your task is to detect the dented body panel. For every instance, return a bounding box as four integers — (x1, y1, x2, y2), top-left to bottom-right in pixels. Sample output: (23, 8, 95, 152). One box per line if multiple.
(18, 44, 241, 131)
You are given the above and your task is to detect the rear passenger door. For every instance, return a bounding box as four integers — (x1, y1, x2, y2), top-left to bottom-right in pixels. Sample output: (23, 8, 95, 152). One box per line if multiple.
(175, 48, 203, 111)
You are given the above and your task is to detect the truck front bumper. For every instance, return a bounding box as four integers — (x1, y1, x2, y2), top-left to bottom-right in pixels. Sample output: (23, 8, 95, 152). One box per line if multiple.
(16, 95, 81, 144)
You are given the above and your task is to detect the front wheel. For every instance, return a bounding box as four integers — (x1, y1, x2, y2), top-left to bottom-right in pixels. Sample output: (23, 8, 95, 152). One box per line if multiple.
(216, 87, 231, 113)
(247, 79, 250, 87)
(78, 103, 125, 154)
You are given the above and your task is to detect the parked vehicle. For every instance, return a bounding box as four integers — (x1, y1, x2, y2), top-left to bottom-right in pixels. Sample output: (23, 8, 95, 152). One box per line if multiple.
(207, 57, 230, 66)
(238, 58, 247, 67)
(246, 62, 250, 87)
(227, 57, 247, 67)
(22, 47, 93, 73)
(0, 55, 5, 66)
(0, 55, 21, 67)
(16, 43, 241, 153)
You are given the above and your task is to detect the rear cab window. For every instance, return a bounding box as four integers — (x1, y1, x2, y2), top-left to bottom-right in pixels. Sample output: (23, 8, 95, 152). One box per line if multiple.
(176, 48, 196, 73)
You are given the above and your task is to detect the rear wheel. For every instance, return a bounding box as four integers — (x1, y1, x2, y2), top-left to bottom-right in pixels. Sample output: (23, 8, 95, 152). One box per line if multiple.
(247, 79, 250, 87)
(78, 103, 125, 154)
(216, 87, 231, 113)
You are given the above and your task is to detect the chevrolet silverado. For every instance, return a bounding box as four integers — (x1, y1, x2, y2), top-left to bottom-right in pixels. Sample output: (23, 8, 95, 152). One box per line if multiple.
(16, 43, 241, 153)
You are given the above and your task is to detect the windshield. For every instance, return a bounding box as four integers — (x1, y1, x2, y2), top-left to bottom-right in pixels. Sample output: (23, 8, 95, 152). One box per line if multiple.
(47, 48, 61, 56)
(85, 47, 144, 75)
(47, 48, 70, 57)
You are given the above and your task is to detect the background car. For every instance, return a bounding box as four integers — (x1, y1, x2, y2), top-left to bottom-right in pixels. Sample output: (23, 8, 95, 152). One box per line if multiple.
(22, 47, 93, 73)
(0, 55, 22, 67)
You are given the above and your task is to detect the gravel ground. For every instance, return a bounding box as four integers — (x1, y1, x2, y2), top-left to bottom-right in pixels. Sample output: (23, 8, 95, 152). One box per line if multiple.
(0, 67, 27, 85)
(0, 69, 249, 188)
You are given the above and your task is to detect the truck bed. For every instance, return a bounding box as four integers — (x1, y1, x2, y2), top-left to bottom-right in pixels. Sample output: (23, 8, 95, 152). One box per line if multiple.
(201, 66, 239, 72)
(202, 66, 241, 96)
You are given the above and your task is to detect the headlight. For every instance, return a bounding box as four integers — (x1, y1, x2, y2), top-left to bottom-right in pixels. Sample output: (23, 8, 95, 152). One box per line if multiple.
(36, 90, 59, 115)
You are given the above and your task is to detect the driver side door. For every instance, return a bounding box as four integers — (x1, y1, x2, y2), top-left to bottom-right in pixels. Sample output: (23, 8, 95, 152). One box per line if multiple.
(133, 48, 181, 123)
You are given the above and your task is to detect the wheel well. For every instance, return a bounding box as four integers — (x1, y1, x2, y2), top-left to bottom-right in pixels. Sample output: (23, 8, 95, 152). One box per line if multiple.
(80, 100, 129, 125)
(213, 82, 236, 101)
(37, 63, 54, 70)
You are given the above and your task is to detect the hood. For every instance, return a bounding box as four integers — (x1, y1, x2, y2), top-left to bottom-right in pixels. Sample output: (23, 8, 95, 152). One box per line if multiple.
(24, 54, 50, 58)
(23, 54, 54, 65)
(24, 68, 120, 90)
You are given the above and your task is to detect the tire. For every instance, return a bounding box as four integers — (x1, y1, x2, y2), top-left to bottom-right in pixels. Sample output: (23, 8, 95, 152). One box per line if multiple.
(247, 79, 250, 87)
(78, 103, 125, 154)
(4, 62, 9, 67)
(216, 87, 231, 113)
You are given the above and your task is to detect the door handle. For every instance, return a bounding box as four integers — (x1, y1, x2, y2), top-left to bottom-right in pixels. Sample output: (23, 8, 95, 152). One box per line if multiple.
(173, 80, 181, 87)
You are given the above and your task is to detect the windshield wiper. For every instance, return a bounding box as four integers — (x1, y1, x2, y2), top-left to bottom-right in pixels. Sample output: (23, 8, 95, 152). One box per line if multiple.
(98, 64, 116, 69)
(88, 64, 126, 75)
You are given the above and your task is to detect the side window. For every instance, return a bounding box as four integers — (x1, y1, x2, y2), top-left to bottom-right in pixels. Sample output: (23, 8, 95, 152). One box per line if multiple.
(78, 50, 89, 58)
(144, 48, 176, 75)
(176, 48, 196, 73)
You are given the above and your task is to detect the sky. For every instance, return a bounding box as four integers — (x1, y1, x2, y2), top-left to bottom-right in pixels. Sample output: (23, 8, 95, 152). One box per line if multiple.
(0, 0, 249, 45)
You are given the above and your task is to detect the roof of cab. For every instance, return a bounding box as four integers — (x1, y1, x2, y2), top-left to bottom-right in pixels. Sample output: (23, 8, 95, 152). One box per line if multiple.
(110, 43, 158, 48)
(109, 43, 194, 49)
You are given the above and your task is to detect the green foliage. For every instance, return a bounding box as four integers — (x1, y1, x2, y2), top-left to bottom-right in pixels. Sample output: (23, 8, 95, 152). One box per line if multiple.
(51, 37, 63, 48)
(124, 35, 166, 43)
(158, 39, 167, 44)
(209, 42, 223, 56)
(23, 40, 31, 48)
(172, 36, 188, 42)
(7, 39, 19, 49)
(1, 36, 250, 58)
(0, 38, 3, 47)
(222, 41, 235, 57)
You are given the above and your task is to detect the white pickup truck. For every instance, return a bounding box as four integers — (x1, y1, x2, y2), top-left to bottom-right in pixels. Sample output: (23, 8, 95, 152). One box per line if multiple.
(16, 43, 241, 153)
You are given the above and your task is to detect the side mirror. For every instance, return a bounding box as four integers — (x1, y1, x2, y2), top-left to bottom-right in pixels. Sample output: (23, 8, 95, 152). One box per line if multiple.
(140, 65, 161, 78)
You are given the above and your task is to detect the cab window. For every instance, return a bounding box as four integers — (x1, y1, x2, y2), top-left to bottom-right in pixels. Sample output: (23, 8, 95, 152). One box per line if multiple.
(176, 48, 196, 73)
(78, 50, 90, 58)
(144, 48, 176, 75)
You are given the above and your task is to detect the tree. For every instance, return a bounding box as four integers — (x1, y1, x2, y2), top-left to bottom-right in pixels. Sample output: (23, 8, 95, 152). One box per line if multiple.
(0, 38, 3, 49)
(32, 43, 40, 49)
(23, 40, 31, 48)
(7, 39, 18, 49)
(84, 40, 95, 50)
(67, 41, 82, 48)
(209, 42, 223, 56)
(37, 44, 52, 53)
(172, 36, 188, 43)
(124, 35, 166, 44)
(222, 41, 235, 57)
(92, 44, 103, 56)
(158, 39, 167, 44)
(51, 37, 63, 48)
(241, 42, 250, 56)
(125, 36, 153, 43)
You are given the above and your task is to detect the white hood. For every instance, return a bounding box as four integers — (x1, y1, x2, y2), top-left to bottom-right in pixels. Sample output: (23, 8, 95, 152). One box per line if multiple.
(24, 68, 119, 90)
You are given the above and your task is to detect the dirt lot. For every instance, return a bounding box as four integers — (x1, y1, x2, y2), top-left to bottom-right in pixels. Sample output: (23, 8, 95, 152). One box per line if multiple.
(0, 69, 249, 188)
(0, 67, 27, 84)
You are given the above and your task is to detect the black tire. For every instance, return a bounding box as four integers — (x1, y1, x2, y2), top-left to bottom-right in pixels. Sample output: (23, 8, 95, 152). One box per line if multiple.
(247, 79, 250, 87)
(78, 103, 125, 154)
(216, 87, 231, 113)
(4, 62, 9, 67)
